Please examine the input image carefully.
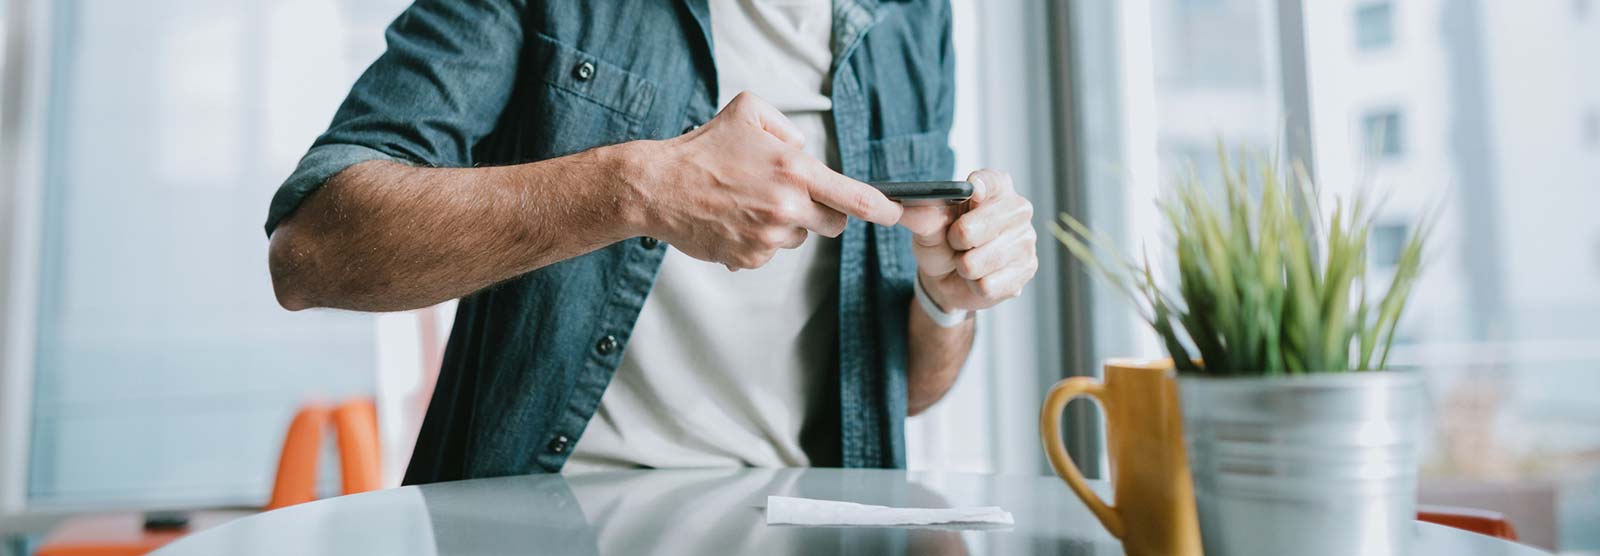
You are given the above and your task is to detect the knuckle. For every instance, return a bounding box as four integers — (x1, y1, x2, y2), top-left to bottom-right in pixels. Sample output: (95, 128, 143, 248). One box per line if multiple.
(769, 196, 804, 224)
(956, 253, 980, 278)
(752, 249, 777, 268)
(760, 227, 790, 249)
(734, 252, 761, 269)
(949, 221, 974, 246)
(977, 277, 1003, 299)
(851, 191, 876, 216)
(772, 154, 813, 185)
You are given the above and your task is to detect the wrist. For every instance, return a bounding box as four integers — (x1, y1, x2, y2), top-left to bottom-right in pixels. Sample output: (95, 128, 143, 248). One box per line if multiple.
(598, 140, 663, 239)
(915, 273, 971, 328)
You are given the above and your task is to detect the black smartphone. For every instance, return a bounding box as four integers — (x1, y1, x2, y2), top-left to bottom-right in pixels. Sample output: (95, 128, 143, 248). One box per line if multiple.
(869, 181, 974, 206)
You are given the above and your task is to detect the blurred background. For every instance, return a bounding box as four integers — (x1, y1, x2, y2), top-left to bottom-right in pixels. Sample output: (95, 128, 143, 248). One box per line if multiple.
(0, 0, 1596, 553)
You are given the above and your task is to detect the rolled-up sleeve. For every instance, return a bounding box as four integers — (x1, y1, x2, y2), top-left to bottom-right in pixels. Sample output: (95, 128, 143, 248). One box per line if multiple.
(265, 0, 527, 237)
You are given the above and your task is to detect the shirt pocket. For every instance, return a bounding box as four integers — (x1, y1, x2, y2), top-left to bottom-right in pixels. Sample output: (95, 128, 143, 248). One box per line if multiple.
(526, 33, 659, 157)
(865, 130, 956, 182)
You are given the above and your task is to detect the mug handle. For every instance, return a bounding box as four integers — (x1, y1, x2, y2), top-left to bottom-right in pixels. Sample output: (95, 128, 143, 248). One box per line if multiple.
(1040, 377, 1125, 539)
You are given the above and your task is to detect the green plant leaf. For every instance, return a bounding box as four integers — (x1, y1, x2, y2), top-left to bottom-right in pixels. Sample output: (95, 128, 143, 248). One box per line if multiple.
(1048, 144, 1429, 376)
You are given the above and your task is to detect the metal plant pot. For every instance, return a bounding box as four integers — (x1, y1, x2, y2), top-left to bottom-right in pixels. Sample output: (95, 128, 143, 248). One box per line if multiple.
(1178, 371, 1424, 556)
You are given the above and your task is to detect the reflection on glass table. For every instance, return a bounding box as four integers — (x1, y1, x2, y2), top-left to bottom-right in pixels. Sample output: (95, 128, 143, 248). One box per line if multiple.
(150, 468, 1549, 556)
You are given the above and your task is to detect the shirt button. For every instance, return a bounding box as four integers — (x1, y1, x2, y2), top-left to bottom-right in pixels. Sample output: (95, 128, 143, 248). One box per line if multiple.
(573, 61, 595, 81)
(681, 123, 700, 135)
(595, 334, 619, 355)
(640, 237, 660, 249)
(547, 434, 570, 454)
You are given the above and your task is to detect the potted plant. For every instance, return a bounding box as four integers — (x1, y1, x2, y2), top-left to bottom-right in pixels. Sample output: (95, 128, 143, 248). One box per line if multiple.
(1051, 148, 1431, 556)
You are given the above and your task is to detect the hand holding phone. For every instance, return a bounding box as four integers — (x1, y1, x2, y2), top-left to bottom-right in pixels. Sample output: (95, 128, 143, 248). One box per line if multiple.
(897, 170, 1040, 313)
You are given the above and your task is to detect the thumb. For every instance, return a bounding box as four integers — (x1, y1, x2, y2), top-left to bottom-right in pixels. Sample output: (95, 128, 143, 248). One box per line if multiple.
(965, 169, 1014, 208)
(965, 170, 997, 207)
(968, 174, 989, 202)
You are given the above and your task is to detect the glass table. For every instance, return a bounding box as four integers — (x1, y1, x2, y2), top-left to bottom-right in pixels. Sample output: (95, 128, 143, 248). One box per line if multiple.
(151, 468, 1551, 555)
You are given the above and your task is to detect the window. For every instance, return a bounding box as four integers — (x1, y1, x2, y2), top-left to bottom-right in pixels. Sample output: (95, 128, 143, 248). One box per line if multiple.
(1586, 108, 1599, 149)
(1159, 0, 1269, 89)
(1355, 3, 1395, 51)
(20, 0, 410, 508)
(1151, 0, 1283, 187)
(1371, 223, 1408, 268)
(1311, 1, 1600, 549)
(1363, 109, 1404, 158)
(1067, 0, 1600, 549)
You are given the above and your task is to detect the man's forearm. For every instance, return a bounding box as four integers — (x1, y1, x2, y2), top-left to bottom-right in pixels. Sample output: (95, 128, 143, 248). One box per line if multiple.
(269, 144, 647, 312)
(269, 93, 906, 314)
(906, 299, 975, 416)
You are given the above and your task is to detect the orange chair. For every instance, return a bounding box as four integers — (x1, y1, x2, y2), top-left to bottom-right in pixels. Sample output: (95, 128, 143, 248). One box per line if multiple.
(35, 399, 382, 556)
(331, 398, 383, 496)
(264, 404, 330, 510)
(1417, 504, 1520, 541)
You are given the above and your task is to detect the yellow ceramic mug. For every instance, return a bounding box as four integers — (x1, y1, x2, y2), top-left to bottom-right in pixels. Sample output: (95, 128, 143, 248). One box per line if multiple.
(1039, 359, 1201, 556)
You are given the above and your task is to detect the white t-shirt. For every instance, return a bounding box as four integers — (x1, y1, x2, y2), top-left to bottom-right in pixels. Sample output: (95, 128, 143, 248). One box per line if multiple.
(563, 0, 838, 472)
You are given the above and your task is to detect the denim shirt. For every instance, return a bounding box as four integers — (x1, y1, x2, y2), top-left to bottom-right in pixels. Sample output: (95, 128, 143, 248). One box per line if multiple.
(265, 0, 954, 484)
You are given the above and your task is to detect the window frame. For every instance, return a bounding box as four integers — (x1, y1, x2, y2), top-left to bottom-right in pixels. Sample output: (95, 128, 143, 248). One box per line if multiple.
(0, 0, 49, 515)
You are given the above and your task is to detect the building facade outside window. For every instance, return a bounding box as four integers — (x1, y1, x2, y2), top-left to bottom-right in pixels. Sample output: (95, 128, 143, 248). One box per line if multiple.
(1356, 2, 1395, 51)
(1586, 108, 1599, 149)
(1362, 109, 1404, 158)
(1371, 223, 1409, 269)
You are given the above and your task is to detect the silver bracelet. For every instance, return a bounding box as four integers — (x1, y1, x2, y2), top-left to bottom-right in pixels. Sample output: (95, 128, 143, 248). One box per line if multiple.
(914, 274, 971, 328)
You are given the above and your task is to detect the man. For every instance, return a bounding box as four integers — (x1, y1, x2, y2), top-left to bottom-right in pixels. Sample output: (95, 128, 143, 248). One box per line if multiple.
(266, 0, 1037, 484)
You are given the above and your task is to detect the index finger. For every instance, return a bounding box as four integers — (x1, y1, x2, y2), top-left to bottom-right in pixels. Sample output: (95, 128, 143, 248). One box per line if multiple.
(807, 169, 903, 227)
